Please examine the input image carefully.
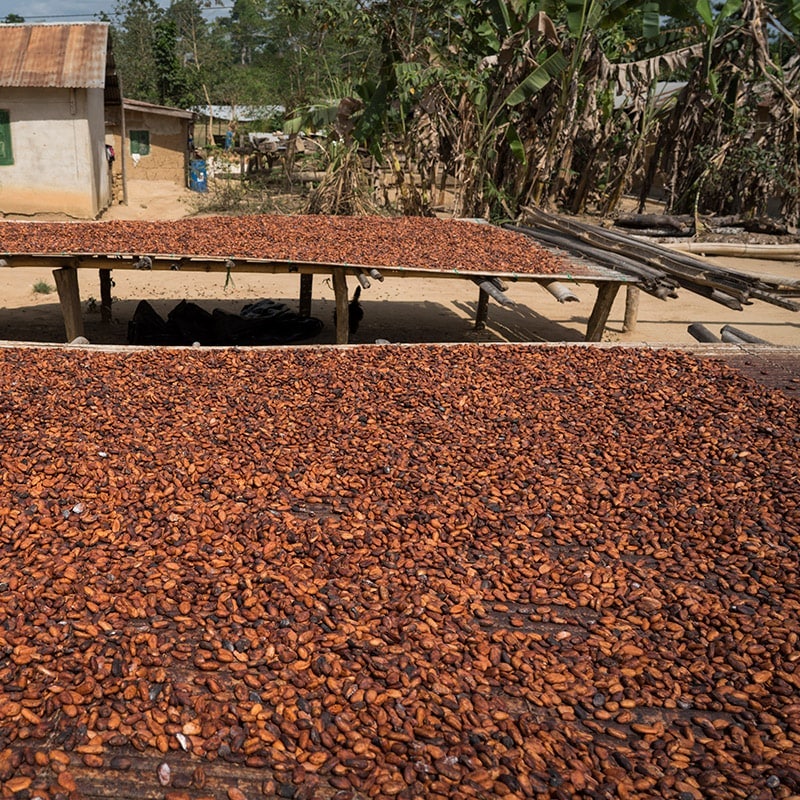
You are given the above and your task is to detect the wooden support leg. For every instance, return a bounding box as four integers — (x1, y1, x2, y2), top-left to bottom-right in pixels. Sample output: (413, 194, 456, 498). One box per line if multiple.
(299, 273, 313, 317)
(623, 285, 640, 333)
(585, 283, 620, 342)
(52, 267, 84, 342)
(332, 269, 349, 345)
(474, 288, 490, 331)
(99, 269, 113, 324)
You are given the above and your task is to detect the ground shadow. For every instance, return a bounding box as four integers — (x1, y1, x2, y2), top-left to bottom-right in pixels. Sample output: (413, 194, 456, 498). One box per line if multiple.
(453, 299, 586, 343)
(1, 296, 499, 346)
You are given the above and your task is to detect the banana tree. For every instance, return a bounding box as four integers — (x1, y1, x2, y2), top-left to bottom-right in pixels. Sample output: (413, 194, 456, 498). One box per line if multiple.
(638, 0, 800, 224)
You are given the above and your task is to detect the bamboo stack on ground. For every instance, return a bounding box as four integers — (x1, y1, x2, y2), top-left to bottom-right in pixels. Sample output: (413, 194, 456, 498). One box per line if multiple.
(511, 208, 800, 313)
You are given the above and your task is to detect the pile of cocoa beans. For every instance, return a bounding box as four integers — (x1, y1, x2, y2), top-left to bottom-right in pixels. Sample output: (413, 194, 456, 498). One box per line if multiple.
(0, 216, 572, 276)
(0, 345, 798, 800)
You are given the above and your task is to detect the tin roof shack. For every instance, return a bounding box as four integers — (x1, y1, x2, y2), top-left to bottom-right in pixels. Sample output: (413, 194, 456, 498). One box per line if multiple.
(0, 22, 122, 218)
(107, 98, 194, 193)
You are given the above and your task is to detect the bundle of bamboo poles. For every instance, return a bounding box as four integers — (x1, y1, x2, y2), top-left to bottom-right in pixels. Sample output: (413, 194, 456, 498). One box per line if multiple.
(508, 208, 800, 312)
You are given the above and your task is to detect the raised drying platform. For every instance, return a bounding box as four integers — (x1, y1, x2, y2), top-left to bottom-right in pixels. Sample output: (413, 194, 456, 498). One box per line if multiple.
(0, 215, 633, 344)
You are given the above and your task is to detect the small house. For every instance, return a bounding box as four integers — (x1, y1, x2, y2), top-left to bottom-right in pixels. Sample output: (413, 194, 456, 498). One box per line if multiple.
(0, 22, 196, 218)
(105, 98, 195, 202)
(0, 22, 122, 218)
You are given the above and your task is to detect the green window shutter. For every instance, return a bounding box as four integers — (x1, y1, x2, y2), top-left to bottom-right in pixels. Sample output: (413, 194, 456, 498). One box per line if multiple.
(0, 110, 13, 166)
(130, 130, 150, 156)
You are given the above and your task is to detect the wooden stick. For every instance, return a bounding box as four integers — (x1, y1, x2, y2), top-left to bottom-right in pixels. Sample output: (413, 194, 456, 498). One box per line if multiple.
(299, 273, 313, 317)
(585, 283, 620, 342)
(52, 267, 84, 342)
(99, 269, 113, 325)
(614, 212, 693, 231)
(623, 285, 640, 332)
(475, 288, 490, 331)
(332, 269, 349, 344)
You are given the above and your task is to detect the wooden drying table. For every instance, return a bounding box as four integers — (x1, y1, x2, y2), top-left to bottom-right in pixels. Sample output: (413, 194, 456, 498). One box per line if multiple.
(0, 251, 634, 345)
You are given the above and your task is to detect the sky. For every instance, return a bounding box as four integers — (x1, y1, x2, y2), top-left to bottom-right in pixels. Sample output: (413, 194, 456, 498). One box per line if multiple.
(0, 0, 154, 21)
(0, 0, 228, 22)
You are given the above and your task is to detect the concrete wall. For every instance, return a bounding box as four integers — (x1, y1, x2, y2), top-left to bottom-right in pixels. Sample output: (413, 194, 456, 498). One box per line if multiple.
(87, 87, 112, 212)
(0, 87, 105, 218)
(122, 108, 191, 186)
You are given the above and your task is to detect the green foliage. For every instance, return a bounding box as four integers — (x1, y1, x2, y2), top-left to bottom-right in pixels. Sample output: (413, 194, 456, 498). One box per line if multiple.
(505, 49, 569, 105)
(107, 0, 799, 223)
(32, 280, 55, 295)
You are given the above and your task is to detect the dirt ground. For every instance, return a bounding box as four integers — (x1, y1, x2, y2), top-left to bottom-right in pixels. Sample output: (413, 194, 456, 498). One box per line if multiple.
(1, 180, 798, 347)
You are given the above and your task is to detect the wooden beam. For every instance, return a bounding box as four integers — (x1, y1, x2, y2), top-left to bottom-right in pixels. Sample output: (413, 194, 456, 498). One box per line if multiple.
(99, 269, 113, 324)
(332, 269, 349, 344)
(52, 267, 84, 342)
(299, 273, 313, 317)
(622, 285, 640, 332)
(475, 288, 490, 331)
(585, 283, 620, 343)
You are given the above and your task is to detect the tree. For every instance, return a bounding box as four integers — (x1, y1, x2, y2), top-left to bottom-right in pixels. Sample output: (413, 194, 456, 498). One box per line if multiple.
(112, 0, 164, 103)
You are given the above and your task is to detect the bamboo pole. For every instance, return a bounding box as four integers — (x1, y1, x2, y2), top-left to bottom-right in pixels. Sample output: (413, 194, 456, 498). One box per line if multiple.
(720, 325, 771, 345)
(687, 323, 720, 343)
(544, 282, 580, 303)
(471, 278, 515, 307)
(668, 242, 800, 262)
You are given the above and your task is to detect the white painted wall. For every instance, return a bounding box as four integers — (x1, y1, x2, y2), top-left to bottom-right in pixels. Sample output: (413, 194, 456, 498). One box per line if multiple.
(0, 86, 109, 218)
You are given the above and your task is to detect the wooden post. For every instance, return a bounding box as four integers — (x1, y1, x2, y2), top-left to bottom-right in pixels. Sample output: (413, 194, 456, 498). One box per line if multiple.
(585, 282, 620, 342)
(332, 269, 349, 344)
(53, 267, 84, 342)
(299, 273, 313, 317)
(622, 285, 640, 333)
(99, 269, 113, 324)
(474, 288, 490, 331)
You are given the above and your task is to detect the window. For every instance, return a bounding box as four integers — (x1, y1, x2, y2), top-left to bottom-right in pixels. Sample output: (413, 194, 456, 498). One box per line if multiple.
(130, 130, 150, 156)
(0, 110, 13, 166)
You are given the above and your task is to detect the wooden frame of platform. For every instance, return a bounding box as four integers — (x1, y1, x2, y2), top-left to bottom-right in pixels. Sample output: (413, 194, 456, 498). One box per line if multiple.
(0, 252, 634, 345)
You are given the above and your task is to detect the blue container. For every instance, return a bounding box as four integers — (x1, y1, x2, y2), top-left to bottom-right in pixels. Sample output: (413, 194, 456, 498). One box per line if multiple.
(189, 159, 208, 192)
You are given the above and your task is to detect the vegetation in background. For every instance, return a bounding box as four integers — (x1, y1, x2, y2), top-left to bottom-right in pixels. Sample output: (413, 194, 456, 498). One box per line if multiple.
(104, 0, 799, 224)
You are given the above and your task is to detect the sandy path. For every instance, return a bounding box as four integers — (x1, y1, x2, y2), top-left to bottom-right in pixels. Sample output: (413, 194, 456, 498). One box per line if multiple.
(1, 180, 798, 346)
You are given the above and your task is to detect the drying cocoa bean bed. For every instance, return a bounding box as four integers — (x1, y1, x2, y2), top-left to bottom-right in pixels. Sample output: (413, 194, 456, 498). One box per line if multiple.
(0, 216, 574, 275)
(0, 345, 798, 800)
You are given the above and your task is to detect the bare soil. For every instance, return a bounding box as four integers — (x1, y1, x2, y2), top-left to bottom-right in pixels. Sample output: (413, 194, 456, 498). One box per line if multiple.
(1, 180, 798, 347)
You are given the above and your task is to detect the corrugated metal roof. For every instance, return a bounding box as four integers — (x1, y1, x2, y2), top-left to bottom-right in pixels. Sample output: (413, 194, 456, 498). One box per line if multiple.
(124, 98, 195, 120)
(0, 23, 109, 88)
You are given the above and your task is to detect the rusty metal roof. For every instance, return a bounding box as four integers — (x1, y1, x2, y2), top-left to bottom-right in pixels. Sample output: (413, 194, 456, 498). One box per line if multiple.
(0, 22, 110, 88)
